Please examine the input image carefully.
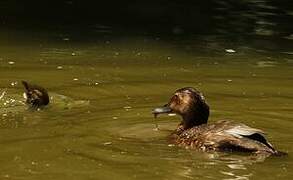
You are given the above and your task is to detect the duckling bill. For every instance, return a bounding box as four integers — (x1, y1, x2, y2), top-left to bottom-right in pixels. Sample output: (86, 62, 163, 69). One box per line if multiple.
(22, 81, 49, 108)
(153, 87, 286, 156)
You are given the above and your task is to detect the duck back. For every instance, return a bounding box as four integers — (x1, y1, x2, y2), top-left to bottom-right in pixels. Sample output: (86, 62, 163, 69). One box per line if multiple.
(171, 120, 284, 155)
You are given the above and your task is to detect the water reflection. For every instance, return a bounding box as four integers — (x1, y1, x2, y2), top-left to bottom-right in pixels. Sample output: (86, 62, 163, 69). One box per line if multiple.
(176, 150, 273, 180)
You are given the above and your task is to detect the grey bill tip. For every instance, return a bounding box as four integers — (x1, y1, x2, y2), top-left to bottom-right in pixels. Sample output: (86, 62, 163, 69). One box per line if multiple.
(152, 106, 172, 118)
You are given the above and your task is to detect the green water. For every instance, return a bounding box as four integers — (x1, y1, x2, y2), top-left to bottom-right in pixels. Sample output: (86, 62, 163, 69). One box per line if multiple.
(0, 29, 293, 180)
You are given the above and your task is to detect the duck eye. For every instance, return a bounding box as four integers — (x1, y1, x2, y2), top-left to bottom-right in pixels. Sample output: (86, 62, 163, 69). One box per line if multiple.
(172, 94, 181, 104)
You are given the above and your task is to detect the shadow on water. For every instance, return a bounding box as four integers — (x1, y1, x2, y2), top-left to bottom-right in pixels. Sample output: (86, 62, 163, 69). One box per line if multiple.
(0, 1, 292, 66)
(0, 1, 293, 48)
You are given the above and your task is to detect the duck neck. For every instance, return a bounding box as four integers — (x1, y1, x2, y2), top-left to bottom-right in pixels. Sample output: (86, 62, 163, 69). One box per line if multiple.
(181, 103, 210, 130)
(182, 113, 206, 129)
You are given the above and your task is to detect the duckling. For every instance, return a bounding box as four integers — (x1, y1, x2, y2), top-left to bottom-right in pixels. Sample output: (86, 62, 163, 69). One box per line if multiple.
(21, 81, 49, 108)
(153, 87, 286, 155)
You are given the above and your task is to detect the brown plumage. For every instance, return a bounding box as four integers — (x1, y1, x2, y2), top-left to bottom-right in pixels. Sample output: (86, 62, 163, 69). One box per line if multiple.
(153, 87, 286, 155)
(21, 81, 49, 108)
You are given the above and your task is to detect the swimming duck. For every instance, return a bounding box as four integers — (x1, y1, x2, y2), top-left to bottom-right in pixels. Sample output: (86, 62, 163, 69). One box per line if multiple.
(153, 87, 285, 155)
(21, 81, 49, 108)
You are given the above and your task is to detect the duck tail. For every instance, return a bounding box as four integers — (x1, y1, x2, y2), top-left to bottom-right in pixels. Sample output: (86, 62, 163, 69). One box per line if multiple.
(272, 150, 288, 157)
(267, 143, 287, 156)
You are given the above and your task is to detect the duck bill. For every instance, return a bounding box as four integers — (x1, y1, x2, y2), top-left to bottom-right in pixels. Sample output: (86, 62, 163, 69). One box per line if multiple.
(152, 105, 173, 118)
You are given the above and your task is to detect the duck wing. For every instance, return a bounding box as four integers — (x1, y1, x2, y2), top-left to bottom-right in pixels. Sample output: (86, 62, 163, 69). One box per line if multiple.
(223, 122, 275, 151)
(209, 120, 276, 153)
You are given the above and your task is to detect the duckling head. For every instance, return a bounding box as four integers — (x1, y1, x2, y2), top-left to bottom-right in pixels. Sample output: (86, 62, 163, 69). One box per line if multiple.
(22, 81, 49, 108)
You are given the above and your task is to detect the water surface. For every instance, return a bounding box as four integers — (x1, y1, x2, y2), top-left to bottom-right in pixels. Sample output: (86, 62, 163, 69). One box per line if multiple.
(0, 28, 292, 180)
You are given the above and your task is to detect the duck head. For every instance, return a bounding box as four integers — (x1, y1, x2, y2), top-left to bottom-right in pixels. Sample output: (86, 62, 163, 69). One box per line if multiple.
(153, 87, 210, 130)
